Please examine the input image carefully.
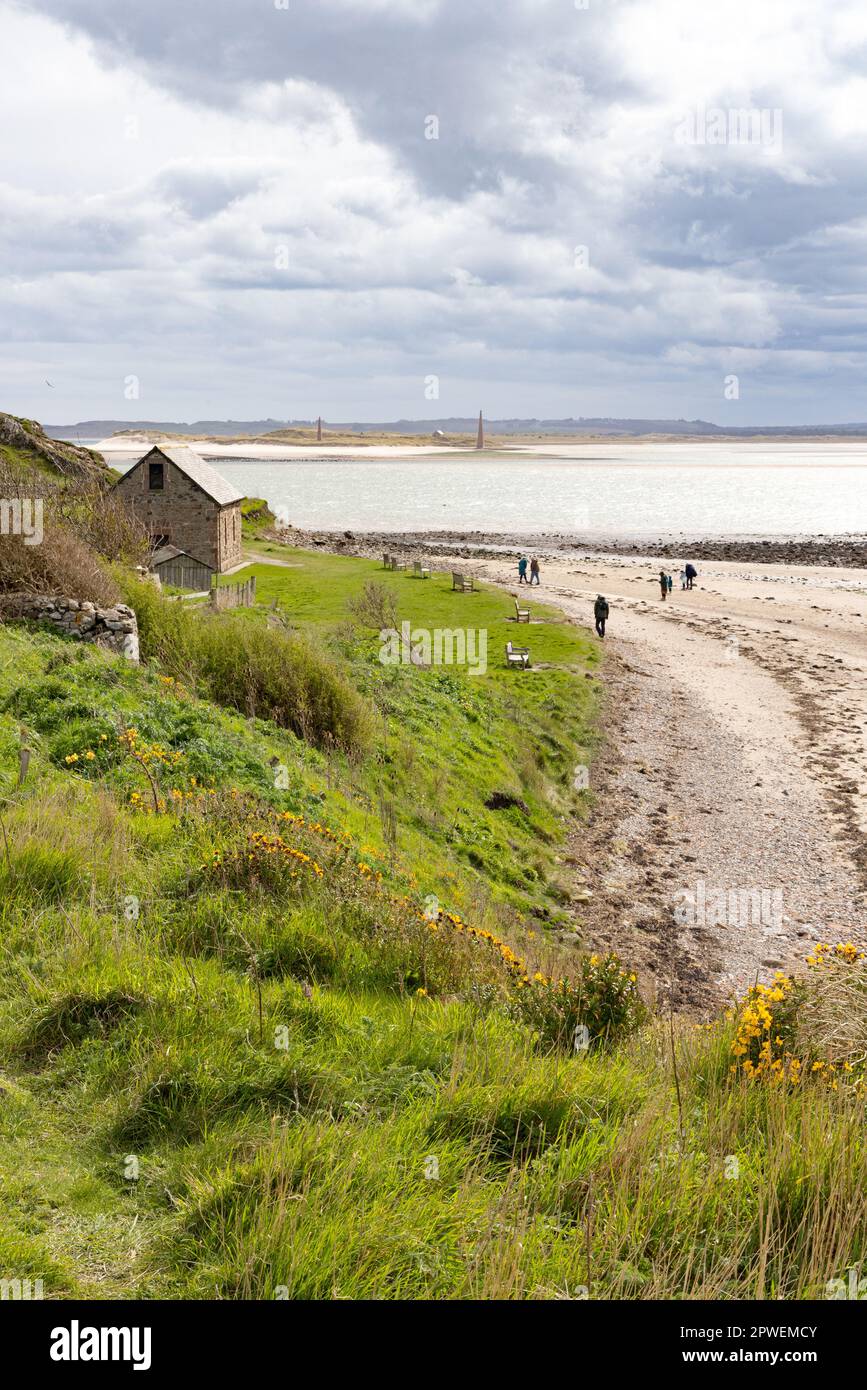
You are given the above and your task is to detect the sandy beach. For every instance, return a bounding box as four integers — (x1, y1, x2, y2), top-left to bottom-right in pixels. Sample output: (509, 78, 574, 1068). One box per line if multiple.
(95, 437, 465, 462)
(471, 549, 867, 1007)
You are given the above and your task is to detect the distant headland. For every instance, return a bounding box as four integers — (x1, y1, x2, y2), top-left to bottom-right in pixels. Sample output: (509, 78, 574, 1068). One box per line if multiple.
(45, 416, 867, 448)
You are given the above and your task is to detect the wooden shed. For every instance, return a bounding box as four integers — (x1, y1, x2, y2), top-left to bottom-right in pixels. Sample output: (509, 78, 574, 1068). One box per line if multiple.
(150, 545, 215, 592)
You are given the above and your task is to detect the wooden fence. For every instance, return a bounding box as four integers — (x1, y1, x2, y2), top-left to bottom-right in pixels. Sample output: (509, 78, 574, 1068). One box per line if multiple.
(210, 575, 256, 611)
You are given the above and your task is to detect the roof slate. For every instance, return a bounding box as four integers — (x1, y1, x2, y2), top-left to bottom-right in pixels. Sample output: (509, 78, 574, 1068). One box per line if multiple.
(144, 444, 245, 506)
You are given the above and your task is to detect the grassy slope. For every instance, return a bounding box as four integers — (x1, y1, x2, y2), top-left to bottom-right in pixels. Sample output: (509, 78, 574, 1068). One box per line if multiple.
(0, 440, 71, 489)
(0, 554, 864, 1300)
(205, 548, 601, 925)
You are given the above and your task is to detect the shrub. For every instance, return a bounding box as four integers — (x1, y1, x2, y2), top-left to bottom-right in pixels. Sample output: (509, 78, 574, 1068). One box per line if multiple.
(730, 974, 804, 1080)
(0, 455, 143, 602)
(122, 578, 373, 754)
(57, 483, 148, 565)
(193, 616, 373, 753)
(347, 581, 399, 630)
(797, 944, 867, 1071)
(508, 952, 646, 1051)
(122, 576, 196, 668)
(0, 524, 119, 605)
(730, 945, 867, 1087)
(206, 831, 325, 892)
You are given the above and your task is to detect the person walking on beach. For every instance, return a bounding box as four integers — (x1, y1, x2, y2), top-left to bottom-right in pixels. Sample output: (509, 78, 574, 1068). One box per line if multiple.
(518, 555, 529, 584)
(685, 562, 697, 590)
(594, 593, 609, 638)
(659, 569, 668, 600)
(667, 572, 673, 596)
(680, 568, 687, 590)
(529, 556, 540, 586)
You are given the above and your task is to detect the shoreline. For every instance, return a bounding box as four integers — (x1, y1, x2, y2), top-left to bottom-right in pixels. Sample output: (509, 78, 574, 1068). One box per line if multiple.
(246, 526, 867, 1002)
(91, 432, 867, 450)
(457, 550, 867, 1002)
(273, 525, 867, 570)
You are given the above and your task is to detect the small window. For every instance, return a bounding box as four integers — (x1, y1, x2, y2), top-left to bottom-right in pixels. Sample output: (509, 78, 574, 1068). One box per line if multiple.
(148, 461, 164, 491)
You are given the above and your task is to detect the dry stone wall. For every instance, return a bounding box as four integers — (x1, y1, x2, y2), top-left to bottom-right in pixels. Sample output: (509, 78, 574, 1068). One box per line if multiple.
(0, 594, 139, 661)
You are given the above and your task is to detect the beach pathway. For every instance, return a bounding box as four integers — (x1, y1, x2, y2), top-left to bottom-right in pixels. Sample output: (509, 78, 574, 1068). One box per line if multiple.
(475, 553, 867, 1008)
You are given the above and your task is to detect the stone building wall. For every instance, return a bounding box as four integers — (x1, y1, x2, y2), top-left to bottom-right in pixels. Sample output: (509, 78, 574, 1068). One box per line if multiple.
(215, 501, 243, 571)
(114, 458, 241, 572)
(0, 594, 139, 661)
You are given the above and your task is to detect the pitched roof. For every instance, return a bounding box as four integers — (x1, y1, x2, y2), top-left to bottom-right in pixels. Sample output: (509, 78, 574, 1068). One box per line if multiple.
(150, 544, 214, 569)
(143, 444, 245, 506)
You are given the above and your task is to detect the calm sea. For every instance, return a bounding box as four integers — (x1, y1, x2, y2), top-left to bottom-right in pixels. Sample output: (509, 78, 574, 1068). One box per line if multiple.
(112, 442, 867, 540)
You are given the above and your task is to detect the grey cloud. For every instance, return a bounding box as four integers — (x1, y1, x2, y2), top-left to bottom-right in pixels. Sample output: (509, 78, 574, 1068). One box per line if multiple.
(154, 164, 269, 218)
(24, 0, 628, 196)
(5, 0, 867, 421)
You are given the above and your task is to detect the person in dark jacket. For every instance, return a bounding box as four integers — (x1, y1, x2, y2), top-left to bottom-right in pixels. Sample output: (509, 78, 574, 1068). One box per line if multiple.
(529, 556, 540, 585)
(659, 569, 668, 600)
(594, 594, 609, 638)
(685, 562, 697, 590)
(517, 555, 529, 584)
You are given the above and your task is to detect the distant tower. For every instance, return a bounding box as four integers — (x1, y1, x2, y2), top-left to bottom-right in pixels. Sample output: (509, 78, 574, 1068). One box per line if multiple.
(476, 411, 484, 450)
(317, 416, 322, 441)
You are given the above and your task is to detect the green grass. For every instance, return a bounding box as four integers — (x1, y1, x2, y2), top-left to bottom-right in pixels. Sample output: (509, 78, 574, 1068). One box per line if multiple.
(117, 550, 601, 925)
(239, 499, 275, 539)
(0, 440, 64, 484)
(225, 548, 594, 665)
(0, 550, 864, 1300)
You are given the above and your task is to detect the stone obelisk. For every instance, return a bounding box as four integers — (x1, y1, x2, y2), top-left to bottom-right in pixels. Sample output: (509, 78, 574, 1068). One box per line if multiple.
(317, 416, 322, 441)
(475, 411, 484, 450)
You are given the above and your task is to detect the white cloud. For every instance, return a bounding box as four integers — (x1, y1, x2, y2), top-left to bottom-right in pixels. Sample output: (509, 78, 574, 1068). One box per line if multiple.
(2, 0, 867, 422)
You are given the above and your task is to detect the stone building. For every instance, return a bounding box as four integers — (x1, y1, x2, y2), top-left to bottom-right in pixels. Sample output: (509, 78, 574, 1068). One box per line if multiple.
(113, 444, 244, 573)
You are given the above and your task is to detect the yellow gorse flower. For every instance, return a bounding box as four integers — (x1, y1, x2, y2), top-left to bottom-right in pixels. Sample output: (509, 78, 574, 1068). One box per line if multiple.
(731, 948, 866, 1085)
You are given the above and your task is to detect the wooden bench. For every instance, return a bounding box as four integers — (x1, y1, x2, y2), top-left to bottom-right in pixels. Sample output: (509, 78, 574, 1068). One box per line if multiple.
(505, 640, 530, 669)
(514, 597, 530, 623)
(412, 560, 431, 579)
(452, 572, 474, 592)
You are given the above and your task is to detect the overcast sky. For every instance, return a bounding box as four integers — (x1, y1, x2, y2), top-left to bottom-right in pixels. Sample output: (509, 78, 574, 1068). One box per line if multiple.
(3, 0, 867, 425)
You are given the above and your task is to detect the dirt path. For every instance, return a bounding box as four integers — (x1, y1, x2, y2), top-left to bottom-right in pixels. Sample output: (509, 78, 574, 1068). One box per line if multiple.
(474, 553, 867, 1010)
